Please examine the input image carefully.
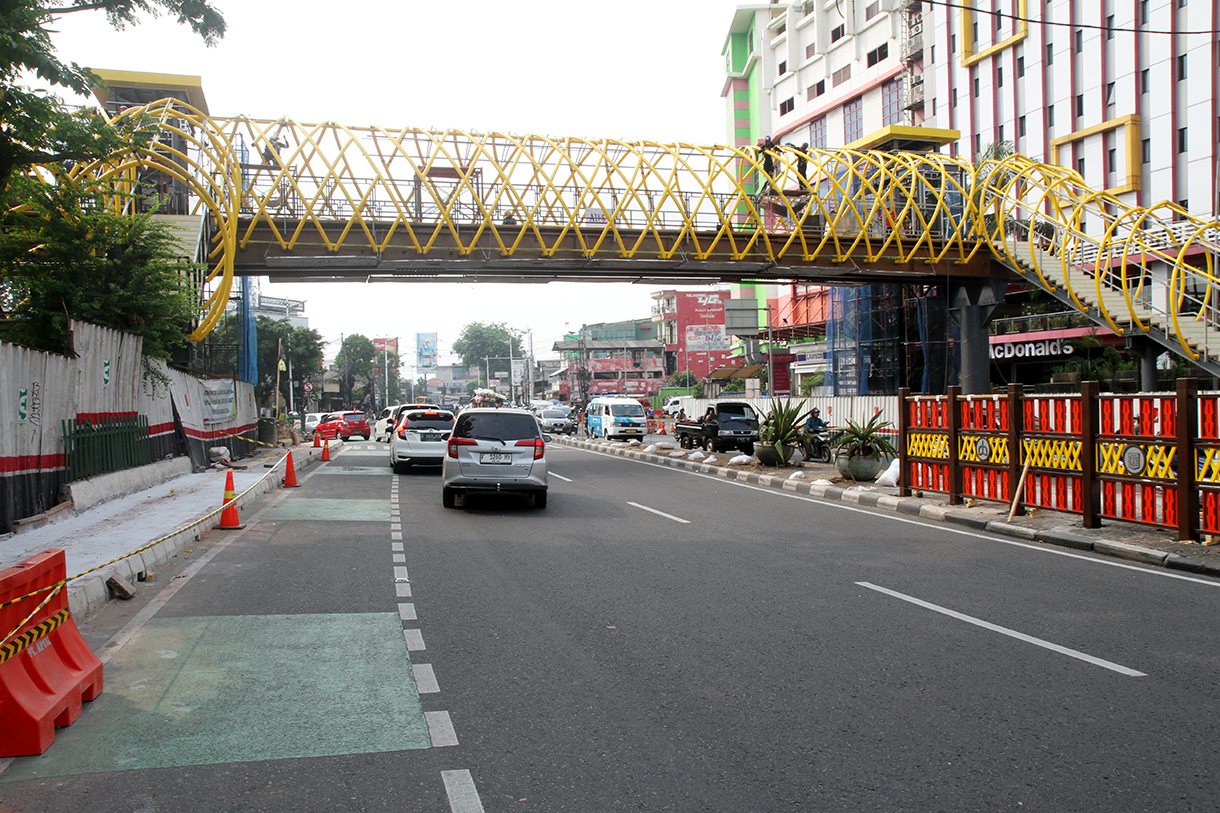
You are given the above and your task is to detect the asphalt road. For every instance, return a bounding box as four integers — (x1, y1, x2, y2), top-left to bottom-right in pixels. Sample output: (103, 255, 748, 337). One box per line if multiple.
(2, 441, 1218, 812)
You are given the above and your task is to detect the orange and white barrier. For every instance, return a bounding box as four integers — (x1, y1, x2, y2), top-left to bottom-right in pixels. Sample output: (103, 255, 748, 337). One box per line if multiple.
(0, 549, 104, 756)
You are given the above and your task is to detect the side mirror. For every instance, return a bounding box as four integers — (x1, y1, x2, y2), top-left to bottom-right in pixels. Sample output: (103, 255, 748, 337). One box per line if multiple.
(542, 433, 553, 443)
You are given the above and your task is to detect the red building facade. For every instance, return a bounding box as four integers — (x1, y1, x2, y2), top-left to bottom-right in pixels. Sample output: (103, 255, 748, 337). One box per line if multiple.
(651, 289, 735, 379)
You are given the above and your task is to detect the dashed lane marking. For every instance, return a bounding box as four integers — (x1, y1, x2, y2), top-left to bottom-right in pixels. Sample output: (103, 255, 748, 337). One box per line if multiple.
(398, 602, 417, 621)
(627, 501, 691, 524)
(413, 663, 440, 693)
(404, 629, 425, 650)
(425, 711, 458, 746)
(857, 581, 1147, 677)
(442, 769, 485, 813)
(548, 472, 573, 482)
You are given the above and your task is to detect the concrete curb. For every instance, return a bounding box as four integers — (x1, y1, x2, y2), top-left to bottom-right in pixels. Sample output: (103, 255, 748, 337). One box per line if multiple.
(558, 437, 1220, 580)
(66, 446, 325, 619)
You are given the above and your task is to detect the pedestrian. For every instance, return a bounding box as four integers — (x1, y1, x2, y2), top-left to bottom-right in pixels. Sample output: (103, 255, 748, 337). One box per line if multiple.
(796, 142, 809, 185)
(677, 408, 686, 422)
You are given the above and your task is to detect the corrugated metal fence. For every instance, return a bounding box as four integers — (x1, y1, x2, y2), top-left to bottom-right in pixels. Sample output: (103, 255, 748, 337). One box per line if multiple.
(0, 321, 257, 533)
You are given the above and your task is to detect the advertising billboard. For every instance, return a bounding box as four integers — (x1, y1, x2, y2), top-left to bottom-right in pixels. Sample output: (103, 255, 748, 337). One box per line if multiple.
(684, 324, 730, 352)
(373, 337, 398, 354)
(416, 333, 438, 369)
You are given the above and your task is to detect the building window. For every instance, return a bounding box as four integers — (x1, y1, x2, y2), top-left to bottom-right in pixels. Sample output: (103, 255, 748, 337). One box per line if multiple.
(1106, 15, 1115, 38)
(1141, 138, 1151, 163)
(1048, 104, 1054, 126)
(1046, 43, 1054, 64)
(998, 124, 1005, 142)
(831, 23, 845, 42)
(882, 79, 902, 125)
(810, 116, 827, 148)
(972, 21, 979, 43)
(952, 89, 958, 108)
(1076, 156, 1086, 176)
(832, 65, 852, 86)
(997, 67, 1003, 87)
(974, 77, 980, 97)
(931, 45, 935, 63)
(843, 97, 863, 143)
(1017, 56, 1024, 77)
(1076, 93, 1084, 117)
(974, 133, 982, 153)
(1178, 54, 1187, 79)
(807, 80, 826, 100)
(1141, 0, 1149, 23)
(1178, 127, 1188, 152)
(1106, 82, 1115, 106)
(806, 43, 818, 59)
(779, 61, 788, 76)
(780, 97, 795, 115)
(996, 11, 1004, 31)
(1141, 69, 1149, 93)
(1018, 115, 1026, 137)
(1108, 148, 1117, 173)
(865, 0, 881, 19)
(1075, 30, 1083, 53)
(951, 34, 956, 53)
(867, 43, 889, 67)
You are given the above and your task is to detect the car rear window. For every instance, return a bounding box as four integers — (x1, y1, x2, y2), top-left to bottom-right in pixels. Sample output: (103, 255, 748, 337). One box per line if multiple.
(403, 410, 453, 430)
(541, 410, 568, 419)
(342, 412, 367, 422)
(453, 413, 541, 440)
(610, 404, 644, 417)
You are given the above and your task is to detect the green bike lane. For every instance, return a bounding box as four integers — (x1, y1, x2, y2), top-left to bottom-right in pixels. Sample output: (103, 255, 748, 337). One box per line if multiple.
(0, 446, 435, 781)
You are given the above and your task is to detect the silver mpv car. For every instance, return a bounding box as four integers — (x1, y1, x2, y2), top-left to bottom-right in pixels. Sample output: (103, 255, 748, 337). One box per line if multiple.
(389, 407, 454, 472)
(442, 408, 548, 509)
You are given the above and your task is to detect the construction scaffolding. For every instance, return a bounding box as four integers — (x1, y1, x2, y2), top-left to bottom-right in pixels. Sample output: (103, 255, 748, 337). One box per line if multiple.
(826, 284, 958, 396)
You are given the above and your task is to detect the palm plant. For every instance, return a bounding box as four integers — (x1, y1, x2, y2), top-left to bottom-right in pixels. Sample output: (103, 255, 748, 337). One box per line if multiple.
(757, 398, 809, 464)
(830, 413, 899, 460)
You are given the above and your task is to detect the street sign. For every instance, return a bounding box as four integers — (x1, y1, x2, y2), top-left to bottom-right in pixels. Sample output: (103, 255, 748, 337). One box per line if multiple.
(303, 381, 314, 393)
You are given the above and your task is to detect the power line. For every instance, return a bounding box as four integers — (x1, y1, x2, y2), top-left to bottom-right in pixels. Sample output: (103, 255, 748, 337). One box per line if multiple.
(918, 0, 1220, 36)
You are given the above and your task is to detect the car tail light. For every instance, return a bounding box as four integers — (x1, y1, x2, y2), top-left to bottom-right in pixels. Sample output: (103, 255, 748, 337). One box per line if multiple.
(448, 437, 477, 458)
(515, 438, 545, 460)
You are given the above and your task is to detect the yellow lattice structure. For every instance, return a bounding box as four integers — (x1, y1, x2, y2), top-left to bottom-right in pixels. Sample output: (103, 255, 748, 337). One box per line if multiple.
(1097, 442, 1176, 479)
(958, 435, 1011, 465)
(70, 100, 1220, 352)
(1022, 437, 1083, 472)
(907, 432, 950, 460)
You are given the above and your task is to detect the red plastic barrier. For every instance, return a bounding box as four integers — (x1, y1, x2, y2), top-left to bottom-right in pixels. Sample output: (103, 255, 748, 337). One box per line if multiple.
(0, 549, 103, 756)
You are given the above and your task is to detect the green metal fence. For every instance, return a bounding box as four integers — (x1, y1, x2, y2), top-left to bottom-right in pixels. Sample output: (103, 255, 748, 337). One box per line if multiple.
(62, 415, 154, 482)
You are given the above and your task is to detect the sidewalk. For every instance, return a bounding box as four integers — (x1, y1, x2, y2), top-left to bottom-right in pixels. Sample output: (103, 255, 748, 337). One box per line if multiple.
(562, 433, 1220, 579)
(0, 442, 331, 620)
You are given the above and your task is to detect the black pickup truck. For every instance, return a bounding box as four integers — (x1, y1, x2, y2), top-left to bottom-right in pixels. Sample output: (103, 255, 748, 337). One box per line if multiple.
(673, 402, 761, 453)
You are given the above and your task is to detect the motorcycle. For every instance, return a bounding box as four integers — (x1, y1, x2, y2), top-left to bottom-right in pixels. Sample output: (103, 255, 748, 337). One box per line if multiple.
(802, 428, 833, 464)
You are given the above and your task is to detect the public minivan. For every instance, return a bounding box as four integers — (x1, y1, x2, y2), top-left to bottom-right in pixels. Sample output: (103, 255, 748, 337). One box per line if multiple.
(587, 396, 648, 440)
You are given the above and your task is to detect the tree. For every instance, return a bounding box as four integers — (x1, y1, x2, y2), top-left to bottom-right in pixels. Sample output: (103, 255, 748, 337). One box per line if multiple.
(335, 334, 375, 407)
(209, 314, 324, 408)
(451, 322, 524, 384)
(0, 177, 195, 357)
(0, 0, 226, 194)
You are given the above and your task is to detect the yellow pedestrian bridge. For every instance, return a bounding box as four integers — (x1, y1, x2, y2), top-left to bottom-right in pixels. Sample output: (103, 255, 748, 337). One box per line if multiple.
(69, 99, 1220, 377)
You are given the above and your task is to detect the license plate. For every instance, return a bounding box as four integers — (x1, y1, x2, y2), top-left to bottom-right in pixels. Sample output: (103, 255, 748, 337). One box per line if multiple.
(480, 453, 511, 464)
(420, 434, 442, 442)
(624, 428, 639, 433)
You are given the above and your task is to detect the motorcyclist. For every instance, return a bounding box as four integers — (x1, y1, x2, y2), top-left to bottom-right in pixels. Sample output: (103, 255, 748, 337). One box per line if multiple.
(802, 408, 829, 461)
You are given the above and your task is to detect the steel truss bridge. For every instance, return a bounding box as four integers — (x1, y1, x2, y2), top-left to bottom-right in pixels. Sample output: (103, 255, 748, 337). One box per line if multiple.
(70, 100, 1220, 378)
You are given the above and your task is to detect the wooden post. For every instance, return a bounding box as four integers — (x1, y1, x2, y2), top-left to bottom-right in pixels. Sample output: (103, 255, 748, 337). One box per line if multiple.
(898, 388, 911, 497)
(1080, 380, 1100, 529)
(947, 385, 962, 505)
(1007, 383, 1024, 515)
(1177, 378, 1199, 542)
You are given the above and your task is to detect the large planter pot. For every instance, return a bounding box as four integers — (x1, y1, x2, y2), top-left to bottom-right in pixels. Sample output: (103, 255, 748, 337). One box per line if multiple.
(754, 442, 797, 466)
(835, 452, 884, 481)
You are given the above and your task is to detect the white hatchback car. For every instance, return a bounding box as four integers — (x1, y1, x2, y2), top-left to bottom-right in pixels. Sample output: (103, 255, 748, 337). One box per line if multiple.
(389, 407, 454, 472)
(442, 408, 548, 509)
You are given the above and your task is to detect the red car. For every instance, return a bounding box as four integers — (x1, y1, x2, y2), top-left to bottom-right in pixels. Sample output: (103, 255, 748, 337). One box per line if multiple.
(316, 411, 371, 441)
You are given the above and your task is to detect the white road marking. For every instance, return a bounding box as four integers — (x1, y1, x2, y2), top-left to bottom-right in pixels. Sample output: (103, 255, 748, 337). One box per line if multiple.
(426, 711, 458, 746)
(398, 602, 417, 621)
(442, 769, 485, 813)
(628, 501, 690, 524)
(403, 629, 426, 650)
(396, 582, 412, 598)
(568, 445, 1220, 589)
(394, 567, 409, 581)
(856, 581, 1147, 677)
(393, 553, 406, 563)
(392, 542, 404, 552)
(392, 531, 402, 540)
(413, 663, 440, 693)
(548, 472, 573, 482)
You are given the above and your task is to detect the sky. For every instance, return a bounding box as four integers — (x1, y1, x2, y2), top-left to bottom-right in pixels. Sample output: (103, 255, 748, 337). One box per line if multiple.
(46, 0, 753, 369)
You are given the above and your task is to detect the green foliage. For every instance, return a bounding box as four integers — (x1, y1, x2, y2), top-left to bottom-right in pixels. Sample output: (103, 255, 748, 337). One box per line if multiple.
(0, 0, 225, 194)
(209, 314, 324, 406)
(665, 369, 704, 398)
(719, 378, 745, 393)
(335, 334, 376, 406)
(798, 371, 825, 396)
(830, 413, 899, 460)
(451, 322, 523, 382)
(758, 398, 809, 450)
(0, 178, 195, 358)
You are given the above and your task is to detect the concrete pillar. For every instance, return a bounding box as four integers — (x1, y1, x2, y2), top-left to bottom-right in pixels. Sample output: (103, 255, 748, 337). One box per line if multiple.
(949, 277, 1007, 396)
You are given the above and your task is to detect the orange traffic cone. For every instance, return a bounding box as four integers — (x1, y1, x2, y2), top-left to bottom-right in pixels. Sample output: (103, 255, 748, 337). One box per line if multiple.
(312, 430, 321, 448)
(284, 451, 299, 487)
(218, 470, 245, 529)
(658, 419, 667, 436)
(321, 438, 331, 461)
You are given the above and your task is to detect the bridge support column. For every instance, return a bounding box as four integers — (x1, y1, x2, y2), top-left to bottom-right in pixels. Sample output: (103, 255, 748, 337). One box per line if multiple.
(949, 278, 1007, 395)
(1126, 337, 1160, 392)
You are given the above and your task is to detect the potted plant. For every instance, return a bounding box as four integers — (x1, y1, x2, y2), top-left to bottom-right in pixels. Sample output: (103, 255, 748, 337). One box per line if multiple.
(754, 398, 808, 466)
(830, 413, 899, 481)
